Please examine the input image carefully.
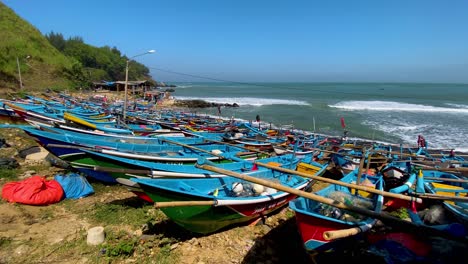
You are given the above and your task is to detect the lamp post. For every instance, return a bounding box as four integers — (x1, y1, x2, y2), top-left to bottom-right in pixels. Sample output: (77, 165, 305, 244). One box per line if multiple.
(123, 49, 155, 121)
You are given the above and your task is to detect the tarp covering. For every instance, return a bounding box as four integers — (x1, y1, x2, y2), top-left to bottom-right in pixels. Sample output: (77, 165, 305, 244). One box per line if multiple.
(54, 173, 94, 199)
(1, 176, 64, 205)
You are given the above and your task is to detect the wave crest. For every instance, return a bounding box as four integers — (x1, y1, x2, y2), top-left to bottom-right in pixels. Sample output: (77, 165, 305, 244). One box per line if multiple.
(330, 100, 468, 113)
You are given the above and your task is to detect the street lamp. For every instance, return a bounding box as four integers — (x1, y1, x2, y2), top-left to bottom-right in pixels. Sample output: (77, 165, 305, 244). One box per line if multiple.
(123, 49, 155, 121)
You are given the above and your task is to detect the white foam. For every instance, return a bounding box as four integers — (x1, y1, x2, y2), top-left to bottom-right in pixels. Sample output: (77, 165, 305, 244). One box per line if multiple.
(365, 119, 468, 151)
(330, 101, 468, 114)
(174, 85, 193, 89)
(445, 103, 468, 109)
(175, 96, 310, 106)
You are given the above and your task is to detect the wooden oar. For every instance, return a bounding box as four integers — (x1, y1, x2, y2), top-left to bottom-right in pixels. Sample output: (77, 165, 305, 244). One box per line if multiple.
(373, 149, 468, 159)
(177, 131, 272, 156)
(355, 147, 367, 187)
(307, 147, 363, 159)
(411, 164, 468, 174)
(93, 165, 151, 175)
(323, 221, 375, 241)
(396, 159, 466, 165)
(157, 138, 230, 160)
(424, 177, 468, 183)
(369, 149, 429, 159)
(155, 139, 419, 203)
(426, 153, 468, 158)
(195, 160, 465, 241)
(202, 138, 273, 156)
(412, 193, 468, 202)
(179, 130, 273, 156)
(46, 143, 117, 151)
(251, 160, 422, 203)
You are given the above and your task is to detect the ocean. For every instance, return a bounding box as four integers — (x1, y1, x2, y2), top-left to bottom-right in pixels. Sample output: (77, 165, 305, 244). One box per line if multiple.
(171, 82, 468, 152)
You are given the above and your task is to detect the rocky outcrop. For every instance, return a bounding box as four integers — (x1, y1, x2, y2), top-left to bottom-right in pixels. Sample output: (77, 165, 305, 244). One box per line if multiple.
(173, 99, 240, 108)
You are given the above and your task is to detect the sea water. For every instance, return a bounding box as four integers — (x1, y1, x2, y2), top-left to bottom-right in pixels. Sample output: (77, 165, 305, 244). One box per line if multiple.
(171, 82, 468, 151)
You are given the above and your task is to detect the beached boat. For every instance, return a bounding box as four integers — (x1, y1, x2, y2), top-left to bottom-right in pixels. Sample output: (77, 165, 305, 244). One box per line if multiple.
(289, 169, 384, 252)
(22, 126, 246, 162)
(29, 119, 187, 139)
(131, 167, 313, 234)
(62, 148, 302, 182)
(422, 170, 468, 226)
(24, 125, 209, 147)
(63, 112, 133, 134)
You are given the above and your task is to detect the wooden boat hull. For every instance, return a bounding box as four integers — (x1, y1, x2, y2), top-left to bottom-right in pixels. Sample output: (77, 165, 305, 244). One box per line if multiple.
(289, 171, 383, 252)
(62, 149, 302, 182)
(133, 175, 311, 234)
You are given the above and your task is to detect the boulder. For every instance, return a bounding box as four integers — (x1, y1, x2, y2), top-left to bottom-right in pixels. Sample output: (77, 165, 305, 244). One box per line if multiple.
(87, 226, 105, 245)
(24, 147, 49, 163)
(0, 157, 19, 169)
(18, 146, 42, 158)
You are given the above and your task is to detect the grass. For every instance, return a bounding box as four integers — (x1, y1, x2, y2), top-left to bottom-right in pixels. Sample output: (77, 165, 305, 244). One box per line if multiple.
(56, 182, 177, 262)
(89, 202, 165, 228)
(284, 208, 295, 219)
(0, 3, 74, 90)
(0, 173, 179, 263)
(0, 168, 18, 180)
(103, 230, 137, 257)
(0, 237, 12, 248)
(38, 207, 55, 221)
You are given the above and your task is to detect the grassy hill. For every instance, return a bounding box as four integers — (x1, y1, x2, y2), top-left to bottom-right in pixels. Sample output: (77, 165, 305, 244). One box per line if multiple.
(0, 2, 77, 93)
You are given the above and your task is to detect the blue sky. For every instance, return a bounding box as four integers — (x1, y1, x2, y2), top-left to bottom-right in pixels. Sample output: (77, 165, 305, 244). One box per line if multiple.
(3, 0, 468, 83)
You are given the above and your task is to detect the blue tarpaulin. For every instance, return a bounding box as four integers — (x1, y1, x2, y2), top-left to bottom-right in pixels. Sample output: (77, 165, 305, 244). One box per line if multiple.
(54, 173, 94, 199)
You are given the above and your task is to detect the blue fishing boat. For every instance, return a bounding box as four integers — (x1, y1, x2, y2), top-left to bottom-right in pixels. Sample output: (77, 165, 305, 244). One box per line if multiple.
(421, 170, 468, 226)
(64, 148, 303, 180)
(131, 166, 314, 234)
(22, 126, 245, 162)
(289, 169, 384, 252)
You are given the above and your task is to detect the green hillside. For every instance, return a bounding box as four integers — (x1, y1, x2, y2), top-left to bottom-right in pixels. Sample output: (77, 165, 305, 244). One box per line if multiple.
(0, 2, 155, 94)
(0, 2, 76, 92)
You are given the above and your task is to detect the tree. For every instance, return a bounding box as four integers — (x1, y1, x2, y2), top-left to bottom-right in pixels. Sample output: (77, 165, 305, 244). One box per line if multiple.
(45, 31, 155, 83)
(45, 31, 66, 51)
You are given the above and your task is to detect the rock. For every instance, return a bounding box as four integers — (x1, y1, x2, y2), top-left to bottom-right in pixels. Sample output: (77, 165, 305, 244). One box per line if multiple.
(45, 154, 71, 169)
(0, 157, 19, 169)
(18, 146, 41, 158)
(173, 99, 240, 109)
(170, 243, 179, 250)
(87, 226, 105, 245)
(24, 147, 49, 163)
(15, 245, 29, 255)
(133, 229, 143, 237)
(139, 234, 155, 241)
(0, 137, 10, 148)
(18, 170, 36, 179)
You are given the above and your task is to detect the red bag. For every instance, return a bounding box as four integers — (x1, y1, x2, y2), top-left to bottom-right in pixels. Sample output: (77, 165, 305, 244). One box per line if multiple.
(2, 175, 64, 205)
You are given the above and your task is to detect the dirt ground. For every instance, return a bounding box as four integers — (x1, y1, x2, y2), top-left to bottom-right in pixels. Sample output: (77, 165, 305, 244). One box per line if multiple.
(1, 126, 468, 264)
(0, 128, 317, 264)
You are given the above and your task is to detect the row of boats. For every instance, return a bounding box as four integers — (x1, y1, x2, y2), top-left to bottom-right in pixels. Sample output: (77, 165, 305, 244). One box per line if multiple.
(1, 93, 467, 257)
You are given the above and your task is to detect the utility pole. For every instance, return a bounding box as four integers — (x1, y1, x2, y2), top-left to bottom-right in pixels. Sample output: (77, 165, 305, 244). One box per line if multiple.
(16, 57, 23, 90)
(123, 49, 155, 121)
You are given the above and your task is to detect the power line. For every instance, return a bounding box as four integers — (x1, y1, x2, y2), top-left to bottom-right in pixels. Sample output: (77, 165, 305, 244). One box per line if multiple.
(148, 66, 435, 100)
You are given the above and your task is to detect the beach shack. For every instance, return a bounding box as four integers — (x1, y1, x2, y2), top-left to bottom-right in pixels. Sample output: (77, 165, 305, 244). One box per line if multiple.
(92, 80, 153, 94)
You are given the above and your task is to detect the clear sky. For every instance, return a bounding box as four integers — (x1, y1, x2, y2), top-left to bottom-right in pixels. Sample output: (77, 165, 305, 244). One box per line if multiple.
(3, 0, 468, 83)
